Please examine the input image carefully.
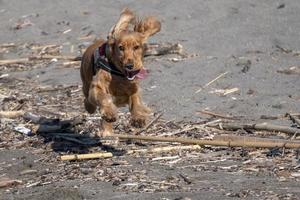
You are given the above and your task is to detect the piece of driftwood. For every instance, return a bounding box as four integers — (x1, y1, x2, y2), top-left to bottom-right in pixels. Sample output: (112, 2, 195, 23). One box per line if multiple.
(214, 134, 300, 144)
(43, 132, 91, 138)
(127, 145, 201, 154)
(260, 114, 284, 120)
(210, 122, 300, 136)
(29, 55, 81, 61)
(277, 66, 300, 75)
(0, 58, 28, 65)
(0, 110, 24, 118)
(0, 178, 22, 188)
(144, 43, 183, 56)
(179, 173, 192, 184)
(0, 55, 80, 65)
(113, 134, 300, 148)
(223, 87, 239, 96)
(197, 110, 236, 120)
(0, 43, 16, 48)
(286, 113, 300, 127)
(60, 152, 113, 161)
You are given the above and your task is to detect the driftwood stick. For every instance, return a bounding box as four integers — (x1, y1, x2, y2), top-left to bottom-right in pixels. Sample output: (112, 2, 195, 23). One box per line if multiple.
(0, 178, 22, 188)
(0, 55, 81, 65)
(214, 134, 300, 144)
(29, 55, 81, 61)
(197, 110, 236, 120)
(144, 43, 183, 56)
(0, 43, 16, 48)
(195, 71, 228, 93)
(60, 152, 113, 161)
(0, 58, 29, 65)
(127, 145, 201, 154)
(0, 110, 25, 118)
(113, 134, 300, 149)
(210, 122, 300, 136)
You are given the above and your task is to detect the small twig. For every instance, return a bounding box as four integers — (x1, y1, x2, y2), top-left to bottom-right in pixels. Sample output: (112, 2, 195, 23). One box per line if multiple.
(12, 102, 26, 111)
(179, 173, 192, 184)
(197, 110, 236, 120)
(162, 119, 222, 136)
(60, 61, 81, 68)
(136, 112, 163, 134)
(214, 134, 300, 144)
(60, 152, 113, 161)
(127, 145, 201, 154)
(152, 155, 180, 161)
(0, 178, 22, 188)
(0, 55, 81, 65)
(0, 58, 29, 65)
(260, 114, 285, 120)
(275, 45, 292, 53)
(179, 159, 228, 168)
(0, 43, 16, 48)
(195, 71, 228, 93)
(223, 87, 239, 96)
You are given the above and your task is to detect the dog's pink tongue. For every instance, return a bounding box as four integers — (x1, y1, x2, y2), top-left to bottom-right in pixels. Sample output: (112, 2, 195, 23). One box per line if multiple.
(136, 68, 149, 80)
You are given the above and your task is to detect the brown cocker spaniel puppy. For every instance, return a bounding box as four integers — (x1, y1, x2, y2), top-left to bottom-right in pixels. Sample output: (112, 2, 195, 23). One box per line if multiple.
(80, 8, 161, 137)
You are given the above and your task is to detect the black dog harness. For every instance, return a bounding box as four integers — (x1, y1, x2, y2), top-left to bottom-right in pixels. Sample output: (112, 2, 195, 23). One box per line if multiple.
(93, 43, 125, 77)
(93, 43, 145, 80)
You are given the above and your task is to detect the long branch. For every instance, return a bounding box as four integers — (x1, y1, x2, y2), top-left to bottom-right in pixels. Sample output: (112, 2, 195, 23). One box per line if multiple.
(112, 134, 300, 149)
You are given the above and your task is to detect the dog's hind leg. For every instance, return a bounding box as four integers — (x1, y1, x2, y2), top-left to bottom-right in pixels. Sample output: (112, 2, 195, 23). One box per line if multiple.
(81, 80, 97, 114)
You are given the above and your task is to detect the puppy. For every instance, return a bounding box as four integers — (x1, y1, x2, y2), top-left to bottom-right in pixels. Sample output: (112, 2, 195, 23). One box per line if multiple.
(80, 8, 161, 137)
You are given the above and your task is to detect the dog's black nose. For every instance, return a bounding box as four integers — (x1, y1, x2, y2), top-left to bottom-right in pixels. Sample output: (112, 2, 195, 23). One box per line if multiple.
(125, 64, 134, 70)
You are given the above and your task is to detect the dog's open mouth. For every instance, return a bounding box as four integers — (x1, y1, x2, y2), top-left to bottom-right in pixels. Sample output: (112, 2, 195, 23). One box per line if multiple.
(125, 68, 148, 80)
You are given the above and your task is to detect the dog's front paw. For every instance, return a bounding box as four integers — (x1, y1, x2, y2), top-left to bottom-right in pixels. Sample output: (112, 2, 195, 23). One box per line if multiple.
(130, 115, 147, 128)
(101, 107, 117, 122)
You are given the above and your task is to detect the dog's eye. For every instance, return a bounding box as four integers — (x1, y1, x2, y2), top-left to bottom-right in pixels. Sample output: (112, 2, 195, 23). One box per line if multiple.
(134, 45, 140, 50)
(119, 46, 125, 51)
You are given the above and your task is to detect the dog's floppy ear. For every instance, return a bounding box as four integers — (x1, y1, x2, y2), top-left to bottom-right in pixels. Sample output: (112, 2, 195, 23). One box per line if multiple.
(134, 16, 161, 42)
(108, 8, 135, 42)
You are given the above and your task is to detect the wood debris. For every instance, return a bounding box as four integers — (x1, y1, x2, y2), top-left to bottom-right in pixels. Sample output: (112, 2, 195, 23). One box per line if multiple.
(0, 178, 22, 188)
(60, 152, 113, 161)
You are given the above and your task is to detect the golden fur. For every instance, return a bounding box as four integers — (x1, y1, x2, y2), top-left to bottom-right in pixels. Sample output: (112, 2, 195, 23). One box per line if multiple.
(80, 8, 161, 136)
